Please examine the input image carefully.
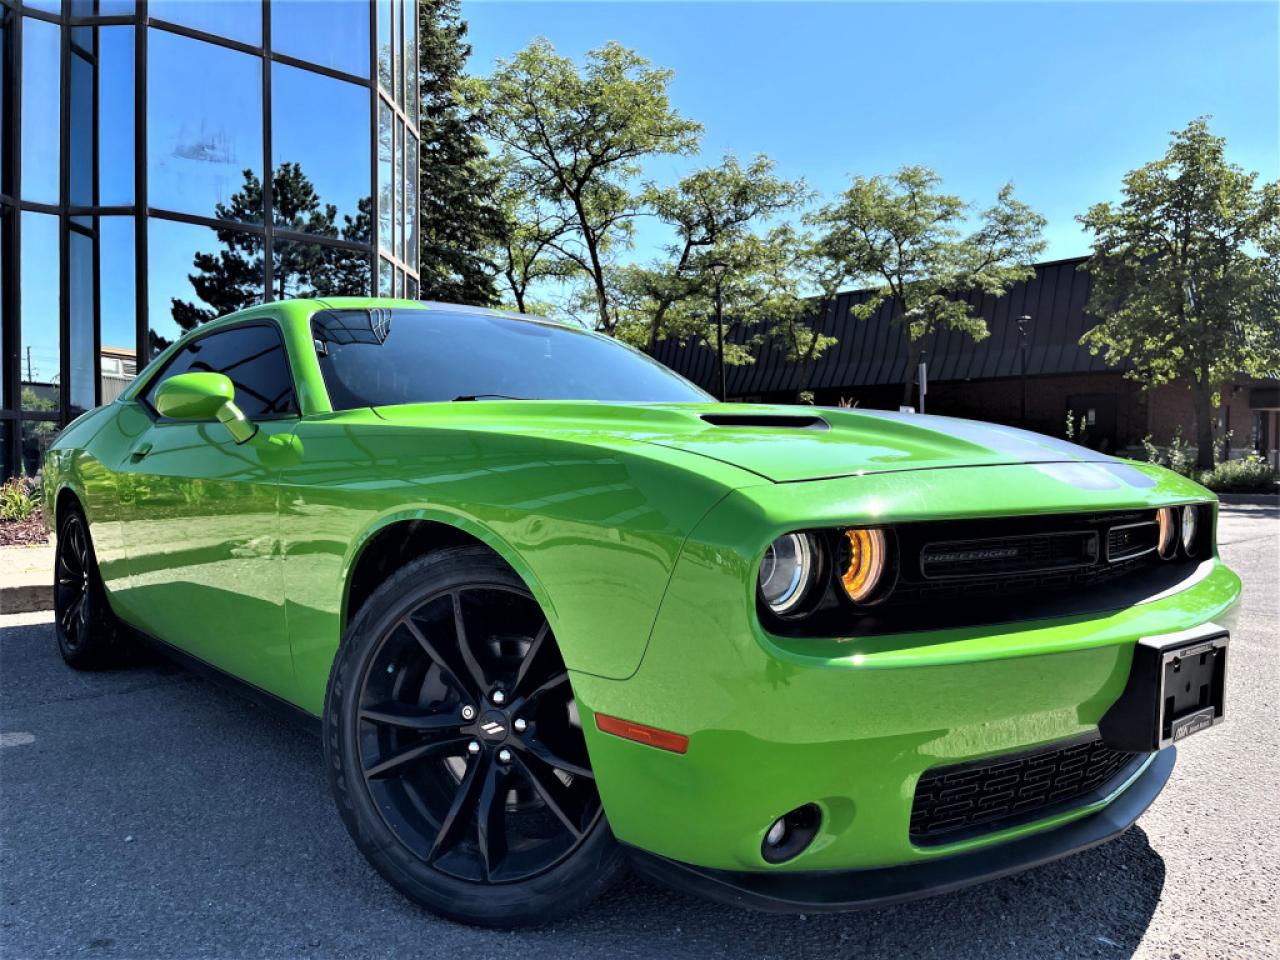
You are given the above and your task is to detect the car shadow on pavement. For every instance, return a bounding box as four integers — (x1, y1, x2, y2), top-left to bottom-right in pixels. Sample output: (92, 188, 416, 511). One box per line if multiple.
(1, 618, 1166, 960)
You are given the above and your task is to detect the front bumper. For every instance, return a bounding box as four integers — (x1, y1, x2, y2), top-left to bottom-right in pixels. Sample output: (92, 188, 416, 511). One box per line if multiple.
(569, 466, 1240, 877)
(627, 747, 1173, 913)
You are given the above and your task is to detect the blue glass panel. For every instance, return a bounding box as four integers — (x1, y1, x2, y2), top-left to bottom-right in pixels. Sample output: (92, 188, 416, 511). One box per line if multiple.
(275, 239, 371, 298)
(70, 1, 136, 14)
(69, 229, 96, 413)
(148, 29, 263, 221)
(271, 62, 371, 238)
(405, 0, 418, 125)
(20, 212, 60, 413)
(70, 51, 94, 206)
(148, 217, 264, 354)
(21, 17, 61, 204)
(405, 132, 418, 271)
(24, 1, 62, 13)
(99, 217, 136, 373)
(271, 0, 370, 79)
(149, 0, 260, 46)
(99, 27, 134, 206)
(394, 116, 404, 260)
(376, 0, 391, 90)
(378, 100, 392, 252)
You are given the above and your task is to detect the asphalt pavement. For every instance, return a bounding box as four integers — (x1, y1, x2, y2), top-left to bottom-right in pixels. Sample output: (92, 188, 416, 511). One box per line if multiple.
(2, 504, 1277, 960)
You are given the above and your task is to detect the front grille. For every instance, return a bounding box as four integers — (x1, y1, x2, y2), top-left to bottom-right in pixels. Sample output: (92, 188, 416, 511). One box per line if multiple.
(909, 737, 1142, 846)
(919, 531, 1099, 580)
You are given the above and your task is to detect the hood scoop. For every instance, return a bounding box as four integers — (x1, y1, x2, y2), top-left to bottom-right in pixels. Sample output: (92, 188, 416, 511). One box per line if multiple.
(699, 413, 830, 431)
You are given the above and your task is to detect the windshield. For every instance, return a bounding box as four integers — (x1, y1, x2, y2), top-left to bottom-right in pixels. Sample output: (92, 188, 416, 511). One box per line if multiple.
(311, 308, 711, 409)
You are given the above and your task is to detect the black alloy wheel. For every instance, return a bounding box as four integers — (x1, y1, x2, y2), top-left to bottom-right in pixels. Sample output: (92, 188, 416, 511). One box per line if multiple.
(326, 547, 625, 927)
(54, 507, 126, 669)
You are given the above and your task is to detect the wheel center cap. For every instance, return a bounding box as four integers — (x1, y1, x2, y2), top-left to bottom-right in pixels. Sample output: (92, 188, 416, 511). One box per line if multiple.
(477, 711, 508, 741)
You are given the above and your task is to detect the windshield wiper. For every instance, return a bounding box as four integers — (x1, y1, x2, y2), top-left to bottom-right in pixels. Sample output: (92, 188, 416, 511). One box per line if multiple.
(452, 393, 531, 402)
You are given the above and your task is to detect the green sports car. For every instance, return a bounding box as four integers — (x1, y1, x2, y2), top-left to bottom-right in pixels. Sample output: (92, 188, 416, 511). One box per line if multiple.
(42, 297, 1239, 927)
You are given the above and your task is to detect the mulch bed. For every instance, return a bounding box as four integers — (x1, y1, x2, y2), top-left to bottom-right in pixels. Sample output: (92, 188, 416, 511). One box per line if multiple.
(0, 515, 49, 547)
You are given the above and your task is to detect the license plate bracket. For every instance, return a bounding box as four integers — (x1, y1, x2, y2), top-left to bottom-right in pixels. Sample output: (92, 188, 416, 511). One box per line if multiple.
(1099, 623, 1228, 752)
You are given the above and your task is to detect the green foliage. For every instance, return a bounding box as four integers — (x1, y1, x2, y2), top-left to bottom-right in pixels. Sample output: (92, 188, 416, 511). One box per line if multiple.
(1142, 428, 1196, 478)
(416, 0, 506, 305)
(811, 166, 1046, 402)
(171, 165, 372, 341)
(1079, 117, 1280, 469)
(611, 155, 817, 360)
(0, 476, 42, 522)
(467, 38, 702, 333)
(1197, 455, 1279, 493)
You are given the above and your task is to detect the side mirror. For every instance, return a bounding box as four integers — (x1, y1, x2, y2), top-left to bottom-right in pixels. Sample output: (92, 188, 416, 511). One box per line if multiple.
(153, 372, 258, 444)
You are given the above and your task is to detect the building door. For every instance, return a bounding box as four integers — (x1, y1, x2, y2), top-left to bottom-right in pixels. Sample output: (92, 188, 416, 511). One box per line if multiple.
(111, 321, 299, 701)
(1066, 394, 1119, 453)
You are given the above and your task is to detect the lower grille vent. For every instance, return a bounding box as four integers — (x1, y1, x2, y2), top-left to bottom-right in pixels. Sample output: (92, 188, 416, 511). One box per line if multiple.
(909, 737, 1141, 846)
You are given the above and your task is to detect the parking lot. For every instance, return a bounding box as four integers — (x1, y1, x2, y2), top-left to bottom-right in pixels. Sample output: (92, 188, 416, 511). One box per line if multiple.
(1, 503, 1276, 960)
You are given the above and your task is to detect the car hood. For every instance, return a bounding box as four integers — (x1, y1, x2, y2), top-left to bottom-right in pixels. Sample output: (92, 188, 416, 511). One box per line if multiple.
(372, 401, 1116, 483)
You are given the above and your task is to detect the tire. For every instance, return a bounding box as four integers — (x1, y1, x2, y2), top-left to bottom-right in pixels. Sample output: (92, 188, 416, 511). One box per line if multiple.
(325, 547, 626, 928)
(54, 505, 129, 670)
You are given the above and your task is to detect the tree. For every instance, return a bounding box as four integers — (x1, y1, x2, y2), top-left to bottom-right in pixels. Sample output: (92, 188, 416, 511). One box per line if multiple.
(467, 38, 702, 333)
(170, 165, 372, 340)
(811, 166, 1046, 405)
(617, 155, 808, 352)
(490, 159, 575, 314)
(1079, 118, 1280, 468)
(416, 0, 506, 305)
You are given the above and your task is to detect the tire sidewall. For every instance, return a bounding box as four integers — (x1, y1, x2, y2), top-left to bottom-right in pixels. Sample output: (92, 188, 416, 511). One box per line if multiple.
(324, 547, 624, 927)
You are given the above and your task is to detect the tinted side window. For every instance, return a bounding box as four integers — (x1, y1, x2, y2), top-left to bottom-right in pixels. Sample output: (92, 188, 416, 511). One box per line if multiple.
(145, 324, 298, 419)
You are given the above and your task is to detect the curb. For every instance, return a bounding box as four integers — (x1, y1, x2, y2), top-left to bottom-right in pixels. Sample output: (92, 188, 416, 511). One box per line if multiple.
(1217, 493, 1280, 506)
(0, 583, 52, 615)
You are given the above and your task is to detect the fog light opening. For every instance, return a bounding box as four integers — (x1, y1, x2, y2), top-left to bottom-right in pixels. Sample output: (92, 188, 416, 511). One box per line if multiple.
(760, 803, 822, 864)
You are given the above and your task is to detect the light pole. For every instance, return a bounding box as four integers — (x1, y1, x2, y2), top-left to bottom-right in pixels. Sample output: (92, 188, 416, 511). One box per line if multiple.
(1016, 314, 1032, 428)
(709, 259, 729, 402)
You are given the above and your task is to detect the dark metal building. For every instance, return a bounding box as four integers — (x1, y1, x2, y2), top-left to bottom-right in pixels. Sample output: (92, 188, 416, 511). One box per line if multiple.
(652, 257, 1280, 464)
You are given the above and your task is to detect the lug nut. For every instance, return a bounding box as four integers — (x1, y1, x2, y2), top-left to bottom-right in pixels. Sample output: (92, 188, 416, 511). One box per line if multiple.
(513, 718, 527, 733)
(461, 705, 476, 720)
(467, 741, 481, 756)
(497, 748, 512, 763)
(491, 689, 506, 705)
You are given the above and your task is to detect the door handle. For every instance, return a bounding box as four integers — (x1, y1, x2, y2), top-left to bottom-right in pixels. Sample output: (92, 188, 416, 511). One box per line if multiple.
(130, 441, 153, 462)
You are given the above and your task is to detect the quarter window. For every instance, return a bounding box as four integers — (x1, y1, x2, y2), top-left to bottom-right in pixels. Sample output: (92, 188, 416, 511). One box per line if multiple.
(144, 324, 298, 420)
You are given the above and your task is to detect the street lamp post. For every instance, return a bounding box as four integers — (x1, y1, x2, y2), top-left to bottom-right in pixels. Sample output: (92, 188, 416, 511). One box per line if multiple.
(709, 260, 729, 402)
(1016, 314, 1032, 428)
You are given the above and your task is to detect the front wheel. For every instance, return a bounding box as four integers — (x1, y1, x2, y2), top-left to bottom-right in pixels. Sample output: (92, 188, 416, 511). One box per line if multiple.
(325, 548, 625, 927)
(54, 506, 128, 670)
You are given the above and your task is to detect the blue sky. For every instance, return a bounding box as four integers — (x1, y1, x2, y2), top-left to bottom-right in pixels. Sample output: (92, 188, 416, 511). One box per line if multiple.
(461, 0, 1280, 262)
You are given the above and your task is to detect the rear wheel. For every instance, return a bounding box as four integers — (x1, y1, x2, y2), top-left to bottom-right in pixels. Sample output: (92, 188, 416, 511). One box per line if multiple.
(54, 507, 127, 669)
(325, 547, 625, 927)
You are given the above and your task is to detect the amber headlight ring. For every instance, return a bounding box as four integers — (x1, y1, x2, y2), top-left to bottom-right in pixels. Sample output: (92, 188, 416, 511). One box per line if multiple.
(836, 526, 898, 606)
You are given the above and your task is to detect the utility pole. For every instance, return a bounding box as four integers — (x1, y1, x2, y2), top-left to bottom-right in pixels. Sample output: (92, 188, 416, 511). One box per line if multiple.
(1016, 315, 1032, 428)
(710, 260, 729, 402)
(26, 346, 33, 383)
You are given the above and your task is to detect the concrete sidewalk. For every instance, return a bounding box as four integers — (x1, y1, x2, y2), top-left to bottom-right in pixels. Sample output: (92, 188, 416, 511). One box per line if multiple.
(0, 541, 54, 615)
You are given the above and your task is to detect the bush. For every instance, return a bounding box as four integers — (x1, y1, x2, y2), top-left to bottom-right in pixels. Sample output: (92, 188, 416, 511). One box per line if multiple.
(0, 476, 42, 522)
(1141, 428, 1196, 478)
(1197, 455, 1280, 494)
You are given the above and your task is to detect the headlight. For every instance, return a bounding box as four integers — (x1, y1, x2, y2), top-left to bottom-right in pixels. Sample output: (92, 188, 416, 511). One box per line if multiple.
(840, 528, 888, 604)
(1181, 504, 1200, 555)
(758, 533, 818, 616)
(1156, 507, 1177, 559)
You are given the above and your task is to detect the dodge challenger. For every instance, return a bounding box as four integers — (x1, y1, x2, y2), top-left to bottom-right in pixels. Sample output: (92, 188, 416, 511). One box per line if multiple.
(41, 298, 1239, 927)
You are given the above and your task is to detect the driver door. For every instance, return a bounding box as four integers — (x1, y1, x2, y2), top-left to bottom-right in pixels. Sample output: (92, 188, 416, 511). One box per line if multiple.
(112, 320, 299, 702)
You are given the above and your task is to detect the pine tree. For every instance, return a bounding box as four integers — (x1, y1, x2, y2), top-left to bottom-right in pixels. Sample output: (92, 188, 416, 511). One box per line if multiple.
(170, 165, 373, 339)
(416, 0, 505, 306)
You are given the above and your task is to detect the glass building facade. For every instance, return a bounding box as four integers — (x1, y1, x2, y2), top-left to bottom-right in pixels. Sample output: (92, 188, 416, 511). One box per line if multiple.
(0, 0, 419, 477)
